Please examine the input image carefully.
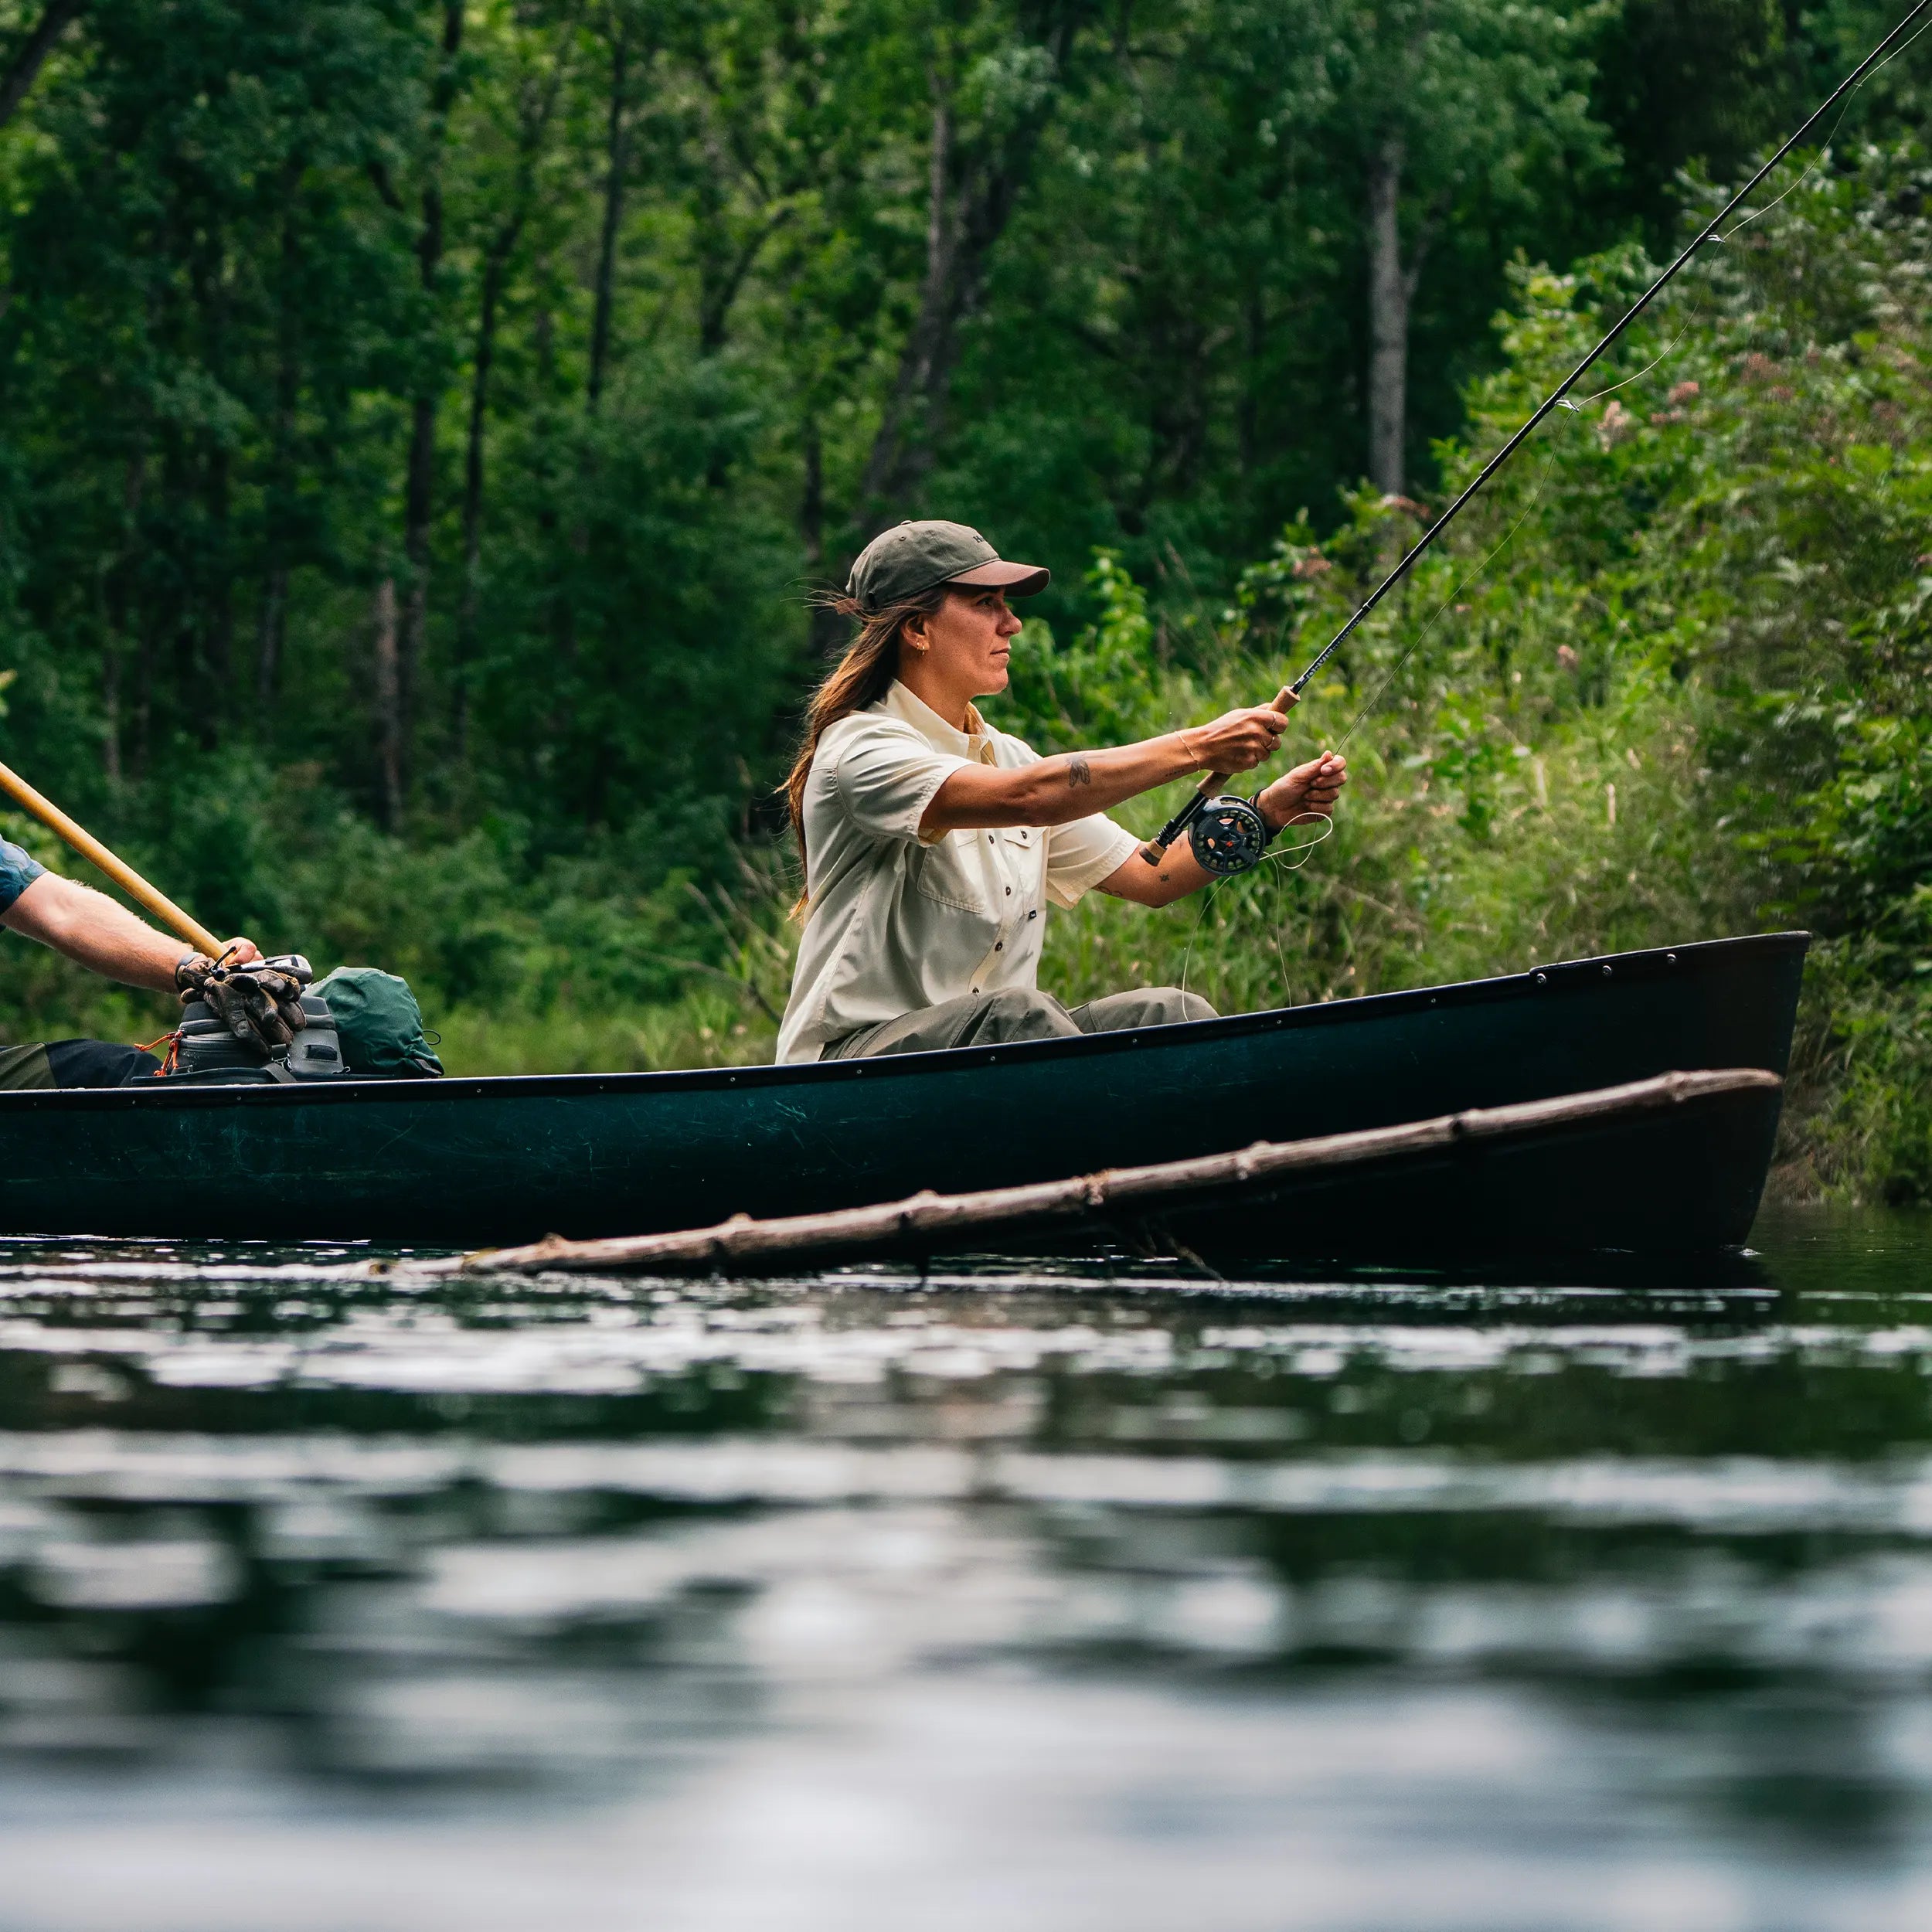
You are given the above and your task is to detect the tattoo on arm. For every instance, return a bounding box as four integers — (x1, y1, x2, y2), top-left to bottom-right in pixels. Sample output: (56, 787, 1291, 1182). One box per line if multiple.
(1067, 755, 1092, 787)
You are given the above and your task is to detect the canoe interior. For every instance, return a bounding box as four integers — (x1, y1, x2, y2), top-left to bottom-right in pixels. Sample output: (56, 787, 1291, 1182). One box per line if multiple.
(0, 930, 1809, 1248)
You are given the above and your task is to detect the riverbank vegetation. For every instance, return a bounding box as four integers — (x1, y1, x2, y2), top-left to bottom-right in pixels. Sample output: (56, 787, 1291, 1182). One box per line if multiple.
(0, 2, 1923, 1200)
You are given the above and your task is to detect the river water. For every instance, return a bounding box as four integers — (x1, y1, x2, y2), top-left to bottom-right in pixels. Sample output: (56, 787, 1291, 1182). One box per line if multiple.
(0, 1206, 1928, 1930)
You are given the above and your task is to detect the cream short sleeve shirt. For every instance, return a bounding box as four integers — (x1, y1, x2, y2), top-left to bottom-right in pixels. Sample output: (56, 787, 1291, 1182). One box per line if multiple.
(776, 682, 1141, 1063)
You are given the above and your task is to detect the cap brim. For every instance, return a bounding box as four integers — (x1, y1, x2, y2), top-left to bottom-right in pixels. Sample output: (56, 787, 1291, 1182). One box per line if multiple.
(946, 559, 1050, 597)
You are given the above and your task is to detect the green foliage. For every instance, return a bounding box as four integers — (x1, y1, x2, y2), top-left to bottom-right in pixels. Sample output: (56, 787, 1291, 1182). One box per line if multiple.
(1005, 549, 1168, 751)
(857, 142, 1932, 1205)
(0, 0, 1921, 1211)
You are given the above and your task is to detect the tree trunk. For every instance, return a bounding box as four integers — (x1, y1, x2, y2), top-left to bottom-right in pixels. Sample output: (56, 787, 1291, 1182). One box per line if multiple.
(0, 0, 84, 133)
(696, 198, 786, 359)
(534, 270, 556, 388)
(255, 566, 287, 711)
(1366, 131, 1407, 497)
(398, 382, 435, 784)
(206, 440, 233, 718)
(104, 445, 145, 782)
(132, 616, 152, 778)
(857, 2, 1084, 529)
(372, 578, 403, 828)
(393, 0, 466, 815)
(588, 32, 629, 413)
(857, 90, 954, 520)
(800, 412, 824, 570)
(455, 28, 572, 750)
(257, 158, 303, 711)
(189, 222, 231, 740)
(457, 244, 509, 749)
(801, 410, 841, 657)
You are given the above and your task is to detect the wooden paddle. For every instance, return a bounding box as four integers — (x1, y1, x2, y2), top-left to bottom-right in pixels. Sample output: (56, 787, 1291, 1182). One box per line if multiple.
(0, 757, 225, 956)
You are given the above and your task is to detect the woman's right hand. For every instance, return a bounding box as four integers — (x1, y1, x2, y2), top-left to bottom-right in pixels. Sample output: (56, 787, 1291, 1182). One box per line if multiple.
(1181, 697, 1295, 775)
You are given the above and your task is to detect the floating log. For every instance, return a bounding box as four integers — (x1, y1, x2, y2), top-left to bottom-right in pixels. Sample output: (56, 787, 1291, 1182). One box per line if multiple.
(412, 1068, 1781, 1278)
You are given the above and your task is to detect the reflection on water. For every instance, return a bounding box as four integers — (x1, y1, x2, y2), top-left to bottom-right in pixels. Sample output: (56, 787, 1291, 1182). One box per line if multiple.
(0, 1205, 1930, 1930)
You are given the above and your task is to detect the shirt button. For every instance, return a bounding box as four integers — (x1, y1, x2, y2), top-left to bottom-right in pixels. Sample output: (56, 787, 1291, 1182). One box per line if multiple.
(1005, 886, 1012, 896)
(995, 941, 1003, 952)
(1028, 910, 1038, 920)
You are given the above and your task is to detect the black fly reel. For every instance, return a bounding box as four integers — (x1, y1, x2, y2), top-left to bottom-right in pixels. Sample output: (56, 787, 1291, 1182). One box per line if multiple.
(1188, 794, 1270, 876)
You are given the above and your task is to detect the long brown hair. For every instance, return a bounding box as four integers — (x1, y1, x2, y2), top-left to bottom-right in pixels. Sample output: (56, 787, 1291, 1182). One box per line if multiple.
(784, 583, 949, 913)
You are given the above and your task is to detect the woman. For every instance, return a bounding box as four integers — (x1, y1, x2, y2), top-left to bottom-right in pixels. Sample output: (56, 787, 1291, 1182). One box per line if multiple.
(777, 519, 1347, 1063)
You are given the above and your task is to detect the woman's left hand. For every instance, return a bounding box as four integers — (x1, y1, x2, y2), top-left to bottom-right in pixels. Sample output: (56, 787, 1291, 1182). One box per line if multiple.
(1257, 753, 1347, 833)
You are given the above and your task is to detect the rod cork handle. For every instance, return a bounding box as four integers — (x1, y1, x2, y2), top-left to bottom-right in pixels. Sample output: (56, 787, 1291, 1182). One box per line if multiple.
(0, 757, 226, 956)
(1141, 685, 1295, 864)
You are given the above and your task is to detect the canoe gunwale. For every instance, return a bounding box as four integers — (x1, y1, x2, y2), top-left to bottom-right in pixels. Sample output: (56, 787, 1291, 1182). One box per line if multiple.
(0, 929, 1811, 1114)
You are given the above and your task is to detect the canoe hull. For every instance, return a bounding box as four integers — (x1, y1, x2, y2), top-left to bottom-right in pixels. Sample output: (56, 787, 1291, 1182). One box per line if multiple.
(0, 931, 1808, 1252)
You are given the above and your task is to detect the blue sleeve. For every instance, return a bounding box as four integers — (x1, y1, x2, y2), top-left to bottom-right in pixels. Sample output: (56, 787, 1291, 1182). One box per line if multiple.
(0, 838, 46, 915)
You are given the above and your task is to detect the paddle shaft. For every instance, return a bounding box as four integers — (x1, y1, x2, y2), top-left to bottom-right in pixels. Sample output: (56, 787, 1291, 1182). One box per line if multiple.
(0, 759, 224, 956)
(1142, 685, 1293, 863)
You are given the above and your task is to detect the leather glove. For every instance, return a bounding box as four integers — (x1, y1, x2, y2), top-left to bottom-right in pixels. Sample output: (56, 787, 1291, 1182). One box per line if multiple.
(175, 954, 309, 1052)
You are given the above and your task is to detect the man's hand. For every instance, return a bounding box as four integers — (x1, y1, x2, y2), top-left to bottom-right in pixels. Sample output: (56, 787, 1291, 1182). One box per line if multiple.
(1182, 693, 1297, 776)
(175, 954, 308, 1051)
(220, 938, 264, 965)
(1258, 752, 1348, 833)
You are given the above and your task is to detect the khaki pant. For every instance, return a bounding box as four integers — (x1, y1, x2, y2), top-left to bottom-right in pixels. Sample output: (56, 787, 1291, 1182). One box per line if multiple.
(825, 985, 1216, 1060)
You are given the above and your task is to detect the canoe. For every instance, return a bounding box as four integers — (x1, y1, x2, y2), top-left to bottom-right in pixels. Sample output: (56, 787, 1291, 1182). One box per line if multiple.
(423, 1070, 1784, 1275)
(0, 930, 1807, 1251)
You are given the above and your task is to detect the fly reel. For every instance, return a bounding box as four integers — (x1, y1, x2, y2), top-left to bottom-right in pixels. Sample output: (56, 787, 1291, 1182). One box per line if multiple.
(1189, 795, 1270, 876)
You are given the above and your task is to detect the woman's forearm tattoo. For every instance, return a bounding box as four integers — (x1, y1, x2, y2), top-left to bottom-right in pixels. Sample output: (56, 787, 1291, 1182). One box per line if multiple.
(1067, 755, 1092, 787)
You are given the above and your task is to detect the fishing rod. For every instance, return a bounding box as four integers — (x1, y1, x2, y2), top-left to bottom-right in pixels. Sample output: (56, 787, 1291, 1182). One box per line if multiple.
(1144, 0, 1932, 874)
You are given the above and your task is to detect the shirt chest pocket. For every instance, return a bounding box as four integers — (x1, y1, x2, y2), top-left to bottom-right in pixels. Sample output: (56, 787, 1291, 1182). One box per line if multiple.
(910, 831, 991, 913)
(996, 827, 1043, 903)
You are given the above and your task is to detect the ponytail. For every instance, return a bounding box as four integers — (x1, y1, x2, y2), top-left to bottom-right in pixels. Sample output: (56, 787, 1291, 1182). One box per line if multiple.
(784, 583, 949, 916)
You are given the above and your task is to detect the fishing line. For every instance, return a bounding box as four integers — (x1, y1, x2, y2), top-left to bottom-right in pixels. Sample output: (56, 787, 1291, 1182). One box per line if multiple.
(1563, 303, 1705, 410)
(1718, 12, 1932, 243)
(1147, 2, 1932, 884)
(1175, 814, 1332, 1000)
(1261, 812, 1335, 872)
(1267, 856, 1292, 991)
(1291, 7, 1932, 805)
(1272, 0, 1932, 714)
(1177, 876, 1227, 1002)
(1326, 438, 1560, 756)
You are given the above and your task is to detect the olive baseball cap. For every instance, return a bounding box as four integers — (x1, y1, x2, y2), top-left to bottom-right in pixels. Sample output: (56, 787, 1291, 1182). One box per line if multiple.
(846, 519, 1049, 615)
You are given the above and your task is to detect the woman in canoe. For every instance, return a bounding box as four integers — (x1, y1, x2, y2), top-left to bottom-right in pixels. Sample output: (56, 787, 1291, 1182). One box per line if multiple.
(777, 519, 1346, 1063)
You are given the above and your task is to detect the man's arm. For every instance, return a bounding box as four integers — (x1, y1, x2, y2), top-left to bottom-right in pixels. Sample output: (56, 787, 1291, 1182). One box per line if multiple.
(2, 873, 259, 993)
(1097, 753, 1349, 907)
(919, 704, 1293, 836)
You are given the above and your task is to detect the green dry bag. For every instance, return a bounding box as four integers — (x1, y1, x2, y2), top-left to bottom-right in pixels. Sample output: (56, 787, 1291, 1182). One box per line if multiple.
(312, 967, 444, 1079)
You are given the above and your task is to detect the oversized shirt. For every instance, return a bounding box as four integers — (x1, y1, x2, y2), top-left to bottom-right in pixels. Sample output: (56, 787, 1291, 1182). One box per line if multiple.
(776, 682, 1141, 1063)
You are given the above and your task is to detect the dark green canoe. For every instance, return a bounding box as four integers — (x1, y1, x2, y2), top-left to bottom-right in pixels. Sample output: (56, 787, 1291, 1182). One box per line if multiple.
(0, 930, 1807, 1252)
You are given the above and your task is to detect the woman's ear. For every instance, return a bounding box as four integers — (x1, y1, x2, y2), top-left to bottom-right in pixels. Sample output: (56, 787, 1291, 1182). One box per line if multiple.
(901, 612, 930, 655)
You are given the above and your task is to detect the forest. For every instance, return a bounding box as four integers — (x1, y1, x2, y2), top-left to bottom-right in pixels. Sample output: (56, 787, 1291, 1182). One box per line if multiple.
(0, 0, 1923, 1200)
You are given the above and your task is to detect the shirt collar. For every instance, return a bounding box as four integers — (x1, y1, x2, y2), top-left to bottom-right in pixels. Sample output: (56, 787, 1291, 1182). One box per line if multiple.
(878, 680, 992, 758)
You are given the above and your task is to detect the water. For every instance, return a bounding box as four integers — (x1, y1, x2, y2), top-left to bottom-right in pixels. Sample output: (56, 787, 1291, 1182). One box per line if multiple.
(0, 1207, 1928, 1931)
